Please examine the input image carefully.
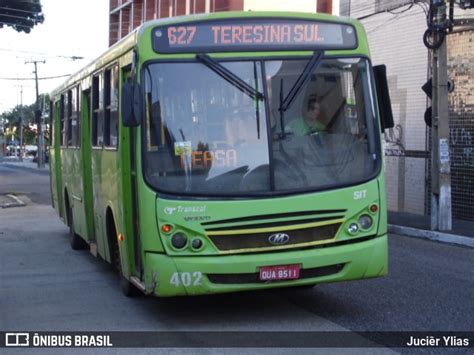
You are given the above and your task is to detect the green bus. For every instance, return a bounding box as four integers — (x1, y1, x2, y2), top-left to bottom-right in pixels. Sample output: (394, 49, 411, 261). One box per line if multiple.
(49, 11, 394, 297)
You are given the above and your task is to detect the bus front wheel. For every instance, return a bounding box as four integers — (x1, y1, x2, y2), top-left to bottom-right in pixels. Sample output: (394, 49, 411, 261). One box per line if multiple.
(107, 213, 141, 298)
(67, 203, 87, 250)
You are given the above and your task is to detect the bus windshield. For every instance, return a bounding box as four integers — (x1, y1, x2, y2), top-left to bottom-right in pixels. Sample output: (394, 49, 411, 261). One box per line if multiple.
(143, 57, 379, 196)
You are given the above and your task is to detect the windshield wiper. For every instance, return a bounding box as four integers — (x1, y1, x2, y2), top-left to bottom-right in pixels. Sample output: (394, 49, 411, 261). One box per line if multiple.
(196, 54, 264, 102)
(277, 51, 324, 139)
(279, 51, 324, 113)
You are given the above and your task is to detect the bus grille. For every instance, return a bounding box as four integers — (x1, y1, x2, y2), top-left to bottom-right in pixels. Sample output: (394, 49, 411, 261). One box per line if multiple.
(207, 264, 345, 284)
(207, 223, 341, 252)
(202, 210, 345, 254)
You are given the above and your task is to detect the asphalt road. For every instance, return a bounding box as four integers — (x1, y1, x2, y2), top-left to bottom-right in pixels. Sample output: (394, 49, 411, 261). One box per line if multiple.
(1, 163, 473, 352)
(0, 162, 50, 205)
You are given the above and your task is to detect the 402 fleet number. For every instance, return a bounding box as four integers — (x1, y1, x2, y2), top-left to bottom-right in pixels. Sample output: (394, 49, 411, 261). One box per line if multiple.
(170, 272, 203, 287)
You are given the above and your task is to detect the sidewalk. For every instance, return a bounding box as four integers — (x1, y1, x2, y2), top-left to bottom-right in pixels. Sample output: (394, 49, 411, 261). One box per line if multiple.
(388, 211, 474, 248)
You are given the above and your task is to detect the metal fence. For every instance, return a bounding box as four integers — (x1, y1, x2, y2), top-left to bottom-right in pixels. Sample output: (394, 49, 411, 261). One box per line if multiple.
(446, 24, 474, 221)
(425, 24, 474, 222)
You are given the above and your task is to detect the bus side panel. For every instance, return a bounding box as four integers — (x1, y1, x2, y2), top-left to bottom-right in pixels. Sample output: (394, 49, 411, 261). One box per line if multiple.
(49, 147, 57, 208)
(50, 101, 61, 217)
(118, 123, 134, 278)
(61, 149, 73, 220)
(91, 149, 107, 259)
(70, 147, 87, 238)
(91, 149, 120, 263)
(104, 150, 120, 261)
(377, 174, 388, 236)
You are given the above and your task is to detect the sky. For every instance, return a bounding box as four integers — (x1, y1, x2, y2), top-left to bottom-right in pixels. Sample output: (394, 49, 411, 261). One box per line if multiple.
(0, 0, 109, 114)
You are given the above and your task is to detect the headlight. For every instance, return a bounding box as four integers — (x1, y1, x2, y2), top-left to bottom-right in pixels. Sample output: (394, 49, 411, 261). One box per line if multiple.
(347, 223, 359, 234)
(191, 238, 203, 250)
(358, 214, 373, 230)
(171, 233, 187, 249)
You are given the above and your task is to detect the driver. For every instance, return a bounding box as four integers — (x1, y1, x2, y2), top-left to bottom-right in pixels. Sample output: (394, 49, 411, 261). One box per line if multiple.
(286, 98, 326, 136)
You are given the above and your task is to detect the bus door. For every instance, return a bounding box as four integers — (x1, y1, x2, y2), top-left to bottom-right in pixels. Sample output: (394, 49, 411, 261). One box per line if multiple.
(122, 66, 142, 277)
(81, 89, 95, 243)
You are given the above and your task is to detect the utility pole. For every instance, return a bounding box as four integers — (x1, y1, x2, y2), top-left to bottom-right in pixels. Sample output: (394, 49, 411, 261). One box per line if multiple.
(19, 86, 23, 162)
(430, 0, 452, 231)
(26, 59, 46, 168)
(0, 117, 3, 162)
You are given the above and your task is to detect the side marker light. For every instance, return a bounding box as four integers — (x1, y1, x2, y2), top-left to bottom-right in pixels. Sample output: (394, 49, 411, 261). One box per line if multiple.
(162, 224, 172, 234)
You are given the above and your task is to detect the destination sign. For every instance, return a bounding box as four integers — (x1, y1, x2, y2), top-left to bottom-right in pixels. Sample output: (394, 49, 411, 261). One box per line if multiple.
(152, 18, 357, 53)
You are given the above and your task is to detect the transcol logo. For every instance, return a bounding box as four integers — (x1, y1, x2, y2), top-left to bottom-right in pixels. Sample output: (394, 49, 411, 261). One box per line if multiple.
(268, 233, 290, 245)
(164, 207, 177, 215)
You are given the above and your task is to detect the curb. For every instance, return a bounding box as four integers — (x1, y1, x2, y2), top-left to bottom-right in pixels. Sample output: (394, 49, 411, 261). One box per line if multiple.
(0, 194, 26, 208)
(388, 224, 474, 248)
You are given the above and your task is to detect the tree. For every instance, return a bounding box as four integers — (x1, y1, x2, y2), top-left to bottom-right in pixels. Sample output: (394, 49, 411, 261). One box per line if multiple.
(0, 0, 44, 33)
(0, 93, 49, 145)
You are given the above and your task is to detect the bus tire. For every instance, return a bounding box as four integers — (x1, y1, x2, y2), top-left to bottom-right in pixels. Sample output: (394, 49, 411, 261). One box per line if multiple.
(107, 212, 141, 297)
(67, 202, 88, 250)
(120, 276, 141, 298)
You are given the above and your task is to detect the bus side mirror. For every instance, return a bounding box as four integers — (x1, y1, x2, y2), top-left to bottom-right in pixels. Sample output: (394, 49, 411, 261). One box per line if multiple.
(373, 65, 394, 132)
(121, 82, 143, 127)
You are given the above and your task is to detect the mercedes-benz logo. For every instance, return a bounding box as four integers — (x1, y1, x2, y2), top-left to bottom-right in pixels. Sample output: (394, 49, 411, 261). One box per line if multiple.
(268, 233, 290, 245)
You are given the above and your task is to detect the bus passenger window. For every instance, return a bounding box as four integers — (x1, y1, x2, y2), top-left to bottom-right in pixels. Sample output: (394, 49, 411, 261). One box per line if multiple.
(75, 86, 81, 147)
(110, 66, 118, 147)
(49, 100, 54, 147)
(104, 65, 118, 148)
(92, 75, 102, 147)
(67, 86, 80, 148)
(60, 94, 65, 147)
(67, 90, 73, 146)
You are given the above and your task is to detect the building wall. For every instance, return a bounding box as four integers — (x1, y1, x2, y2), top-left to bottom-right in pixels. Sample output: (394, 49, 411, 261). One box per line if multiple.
(109, 0, 335, 45)
(352, 1, 474, 221)
(244, 0, 315, 13)
(359, 3, 429, 215)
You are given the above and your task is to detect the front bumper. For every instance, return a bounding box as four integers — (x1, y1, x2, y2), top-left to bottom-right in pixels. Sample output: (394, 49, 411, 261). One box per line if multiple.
(144, 234, 388, 297)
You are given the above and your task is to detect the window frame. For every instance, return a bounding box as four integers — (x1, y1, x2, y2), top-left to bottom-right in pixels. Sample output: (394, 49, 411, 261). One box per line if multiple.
(66, 89, 73, 147)
(91, 73, 103, 149)
(60, 94, 66, 147)
(103, 63, 119, 150)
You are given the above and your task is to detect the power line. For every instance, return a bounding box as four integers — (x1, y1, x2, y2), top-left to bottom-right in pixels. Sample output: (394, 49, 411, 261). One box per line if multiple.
(0, 48, 86, 60)
(0, 74, 70, 81)
(357, 1, 416, 20)
(366, 7, 416, 34)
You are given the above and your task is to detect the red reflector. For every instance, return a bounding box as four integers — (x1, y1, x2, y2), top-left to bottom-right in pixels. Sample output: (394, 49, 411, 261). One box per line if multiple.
(118, 234, 124, 241)
(370, 204, 378, 213)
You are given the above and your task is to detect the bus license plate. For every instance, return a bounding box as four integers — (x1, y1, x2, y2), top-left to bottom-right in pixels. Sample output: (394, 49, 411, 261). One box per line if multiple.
(259, 264, 300, 281)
